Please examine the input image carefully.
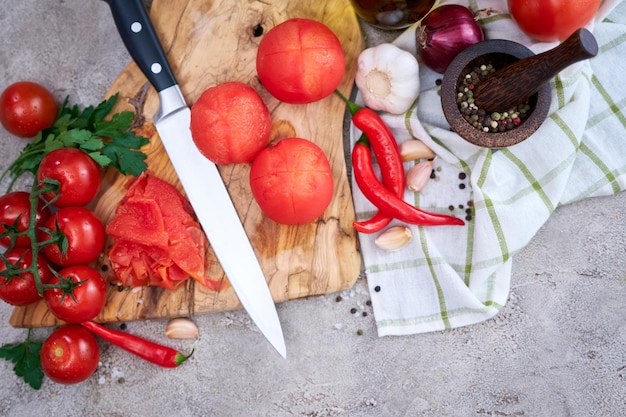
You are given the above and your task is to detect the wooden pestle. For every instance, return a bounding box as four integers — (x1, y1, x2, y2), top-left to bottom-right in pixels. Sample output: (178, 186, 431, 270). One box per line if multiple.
(473, 28, 598, 113)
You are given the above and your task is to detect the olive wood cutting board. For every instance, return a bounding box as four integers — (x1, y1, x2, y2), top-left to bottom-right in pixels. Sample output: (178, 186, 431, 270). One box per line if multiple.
(10, 0, 364, 327)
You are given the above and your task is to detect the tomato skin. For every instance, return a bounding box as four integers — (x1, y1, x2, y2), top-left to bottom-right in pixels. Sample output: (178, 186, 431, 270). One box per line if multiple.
(190, 82, 271, 165)
(250, 137, 334, 225)
(41, 206, 106, 267)
(256, 18, 345, 104)
(0, 81, 58, 138)
(37, 148, 102, 207)
(44, 265, 107, 323)
(508, 0, 600, 42)
(0, 248, 52, 306)
(40, 324, 100, 384)
(0, 191, 51, 248)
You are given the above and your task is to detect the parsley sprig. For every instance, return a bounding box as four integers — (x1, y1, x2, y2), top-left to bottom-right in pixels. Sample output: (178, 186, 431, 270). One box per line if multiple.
(0, 93, 149, 190)
(0, 331, 44, 390)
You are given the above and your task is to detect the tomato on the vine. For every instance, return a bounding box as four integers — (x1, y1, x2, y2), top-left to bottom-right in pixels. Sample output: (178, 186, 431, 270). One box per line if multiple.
(37, 148, 102, 207)
(40, 324, 100, 384)
(40, 206, 105, 267)
(44, 265, 107, 323)
(508, 0, 600, 42)
(0, 81, 58, 138)
(0, 247, 52, 306)
(0, 191, 50, 248)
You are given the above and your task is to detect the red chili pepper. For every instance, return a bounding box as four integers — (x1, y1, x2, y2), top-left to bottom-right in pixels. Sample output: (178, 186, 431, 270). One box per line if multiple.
(347, 104, 405, 234)
(351, 138, 465, 227)
(81, 321, 192, 368)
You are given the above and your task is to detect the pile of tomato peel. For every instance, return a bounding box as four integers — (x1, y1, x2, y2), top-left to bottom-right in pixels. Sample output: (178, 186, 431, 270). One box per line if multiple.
(106, 172, 226, 292)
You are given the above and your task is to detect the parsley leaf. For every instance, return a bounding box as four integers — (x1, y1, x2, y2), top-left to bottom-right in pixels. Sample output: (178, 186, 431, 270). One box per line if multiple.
(0, 93, 149, 191)
(0, 338, 44, 390)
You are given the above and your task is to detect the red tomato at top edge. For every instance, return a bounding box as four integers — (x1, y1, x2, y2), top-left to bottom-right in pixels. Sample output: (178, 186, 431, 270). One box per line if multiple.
(0, 191, 51, 248)
(44, 265, 107, 323)
(41, 206, 106, 267)
(37, 148, 102, 207)
(40, 324, 100, 384)
(250, 137, 334, 225)
(256, 18, 346, 104)
(0, 248, 52, 306)
(0, 81, 58, 138)
(190, 82, 272, 165)
(508, 0, 601, 42)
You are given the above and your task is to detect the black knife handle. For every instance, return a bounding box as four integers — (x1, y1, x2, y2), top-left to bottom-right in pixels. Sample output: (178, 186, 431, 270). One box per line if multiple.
(103, 0, 177, 93)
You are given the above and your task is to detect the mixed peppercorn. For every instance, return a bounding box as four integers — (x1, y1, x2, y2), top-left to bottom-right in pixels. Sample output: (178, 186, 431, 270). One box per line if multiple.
(457, 64, 531, 132)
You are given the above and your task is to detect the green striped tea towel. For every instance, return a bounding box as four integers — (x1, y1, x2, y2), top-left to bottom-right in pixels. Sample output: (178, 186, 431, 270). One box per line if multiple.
(350, 0, 626, 335)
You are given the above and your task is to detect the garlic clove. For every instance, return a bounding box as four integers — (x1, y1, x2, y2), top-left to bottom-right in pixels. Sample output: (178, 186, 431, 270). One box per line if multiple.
(165, 318, 199, 339)
(406, 159, 434, 192)
(374, 226, 413, 251)
(399, 140, 436, 161)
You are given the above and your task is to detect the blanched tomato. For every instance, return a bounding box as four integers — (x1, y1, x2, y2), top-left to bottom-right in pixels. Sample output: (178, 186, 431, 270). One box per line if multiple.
(40, 324, 99, 384)
(250, 137, 334, 225)
(0, 81, 58, 138)
(256, 18, 345, 104)
(190, 82, 271, 165)
(44, 265, 107, 323)
(37, 148, 102, 207)
(508, 0, 601, 42)
(40, 206, 106, 267)
(0, 247, 52, 306)
(0, 191, 50, 248)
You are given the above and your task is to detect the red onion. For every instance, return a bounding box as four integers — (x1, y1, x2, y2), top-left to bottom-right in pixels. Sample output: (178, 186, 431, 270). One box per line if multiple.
(416, 4, 485, 73)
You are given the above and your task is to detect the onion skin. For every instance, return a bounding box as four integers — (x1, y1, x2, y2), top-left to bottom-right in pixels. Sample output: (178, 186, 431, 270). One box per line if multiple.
(416, 5, 485, 73)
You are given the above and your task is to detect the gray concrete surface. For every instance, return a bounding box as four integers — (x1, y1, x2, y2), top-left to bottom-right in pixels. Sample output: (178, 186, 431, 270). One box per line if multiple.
(1, 2, 625, 416)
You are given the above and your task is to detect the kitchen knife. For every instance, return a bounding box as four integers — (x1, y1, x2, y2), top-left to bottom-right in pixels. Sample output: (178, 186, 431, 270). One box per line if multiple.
(103, 0, 286, 358)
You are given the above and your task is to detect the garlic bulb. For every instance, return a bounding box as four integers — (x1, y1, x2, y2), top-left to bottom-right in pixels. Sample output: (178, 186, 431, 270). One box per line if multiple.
(355, 43, 420, 115)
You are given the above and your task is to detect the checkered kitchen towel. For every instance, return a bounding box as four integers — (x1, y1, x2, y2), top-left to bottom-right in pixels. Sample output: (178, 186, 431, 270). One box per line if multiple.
(350, 0, 626, 335)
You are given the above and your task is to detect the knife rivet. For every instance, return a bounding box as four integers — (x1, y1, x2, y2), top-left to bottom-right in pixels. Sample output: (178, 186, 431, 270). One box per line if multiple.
(374, 286, 381, 292)
(150, 63, 162, 74)
(131, 21, 142, 33)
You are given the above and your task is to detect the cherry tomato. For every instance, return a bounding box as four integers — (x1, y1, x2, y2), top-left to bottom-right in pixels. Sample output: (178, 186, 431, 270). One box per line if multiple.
(41, 206, 105, 267)
(37, 148, 102, 207)
(250, 137, 334, 225)
(190, 82, 271, 165)
(44, 265, 107, 323)
(0, 248, 52, 306)
(0, 191, 51, 248)
(508, 0, 601, 42)
(0, 81, 58, 138)
(40, 324, 100, 384)
(256, 18, 345, 104)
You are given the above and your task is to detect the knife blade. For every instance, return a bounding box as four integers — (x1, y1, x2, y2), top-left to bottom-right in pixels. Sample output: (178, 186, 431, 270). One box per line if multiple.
(103, 0, 286, 358)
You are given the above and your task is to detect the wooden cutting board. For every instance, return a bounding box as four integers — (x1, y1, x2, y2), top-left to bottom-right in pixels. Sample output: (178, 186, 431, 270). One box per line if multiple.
(10, 0, 364, 328)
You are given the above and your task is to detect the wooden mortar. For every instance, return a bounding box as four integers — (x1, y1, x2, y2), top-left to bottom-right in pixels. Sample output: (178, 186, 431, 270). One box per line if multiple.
(441, 29, 598, 148)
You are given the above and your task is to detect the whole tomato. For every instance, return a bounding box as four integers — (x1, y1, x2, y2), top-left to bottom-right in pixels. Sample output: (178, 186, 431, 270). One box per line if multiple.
(40, 206, 105, 267)
(44, 265, 107, 323)
(250, 137, 334, 225)
(0, 191, 50, 248)
(508, 0, 601, 42)
(0, 81, 58, 138)
(190, 82, 271, 165)
(256, 18, 345, 104)
(40, 324, 100, 384)
(37, 148, 102, 207)
(0, 248, 52, 306)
